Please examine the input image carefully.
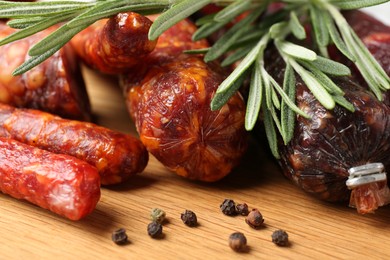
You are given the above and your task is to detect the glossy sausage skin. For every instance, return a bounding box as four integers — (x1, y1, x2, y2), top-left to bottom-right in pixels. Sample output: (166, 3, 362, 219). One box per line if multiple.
(0, 22, 91, 121)
(277, 76, 390, 202)
(122, 18, 248, 182)
(0, 137, 100, 220)
(0, 104, 149, 185)
(122, 17, 211, 119)
(275, 11, 390, 204)
(127, 55, 247, 182)
(71, 12, 156, 74)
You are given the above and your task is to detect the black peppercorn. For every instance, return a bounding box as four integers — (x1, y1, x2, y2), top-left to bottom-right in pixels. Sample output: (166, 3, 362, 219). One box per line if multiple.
(147, 222, 163, 238)
(228, 232, 247, 252)
(220, 199, 237, 216)
(181, 210, 198, 227)
(111, 228, 128, 245)
(236, 203, 249, 216)
(245, 208, 264, 229)
(272, 229, 289, 246)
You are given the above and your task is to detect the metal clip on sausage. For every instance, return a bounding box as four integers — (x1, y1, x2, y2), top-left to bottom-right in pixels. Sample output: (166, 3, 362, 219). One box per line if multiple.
(346, 163, 387, 189)
(347, 163, 390, 213)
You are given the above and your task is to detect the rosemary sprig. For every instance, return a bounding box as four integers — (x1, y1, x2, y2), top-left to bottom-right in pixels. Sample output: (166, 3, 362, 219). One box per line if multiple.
(201, 0, 388, 157)
(324, 2, 390, 98)
(0, 0, 389, 158)
(0, 0, 171, 74)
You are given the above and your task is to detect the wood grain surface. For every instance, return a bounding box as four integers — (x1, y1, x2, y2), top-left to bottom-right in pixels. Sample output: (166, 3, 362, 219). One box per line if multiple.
(1, 66, 389, 259)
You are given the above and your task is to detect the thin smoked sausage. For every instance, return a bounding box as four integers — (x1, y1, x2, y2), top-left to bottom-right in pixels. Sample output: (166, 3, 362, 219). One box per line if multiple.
(0, 104, 148, 185)
(0, 137, 100, 220)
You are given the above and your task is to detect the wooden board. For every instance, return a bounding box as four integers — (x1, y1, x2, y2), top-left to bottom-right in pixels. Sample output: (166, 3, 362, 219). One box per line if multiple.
(1, 65, 390, 259)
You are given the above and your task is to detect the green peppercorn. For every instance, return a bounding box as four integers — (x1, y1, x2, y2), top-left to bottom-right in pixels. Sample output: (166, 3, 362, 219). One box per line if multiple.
(150, 208, 166, 224)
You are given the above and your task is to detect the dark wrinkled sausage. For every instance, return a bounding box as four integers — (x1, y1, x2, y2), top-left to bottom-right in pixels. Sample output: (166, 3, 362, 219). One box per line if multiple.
(273, 11, 390, 213)
(70, 12, 156, 74)
(121, 18, 248, 182)
(277, 76, 390, 201)
(0, 104, 148, 185)
(0, 137, 100, 220)
(0, 22, 91, 121)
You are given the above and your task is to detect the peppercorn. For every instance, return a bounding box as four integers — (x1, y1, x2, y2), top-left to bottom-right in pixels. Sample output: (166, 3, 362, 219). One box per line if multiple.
(245, 208, 264, 229)
(181, 210, 198, 227)
(147, 222, 163, 238)
(272, 229, 289, 246)
(150, 208, 166, 224)
(236, 203, 249, 216)
(111, 228, 128, 245)
(228, 232, 247, 252)
(220, 199, 237, 216)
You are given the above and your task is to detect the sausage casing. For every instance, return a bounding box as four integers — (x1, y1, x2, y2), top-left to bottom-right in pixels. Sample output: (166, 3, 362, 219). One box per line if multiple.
(122, 18, 248, 182)
(128, 55, 247, 182)
(274, 11, 390, 209)
(0, 22, 91, 121)
(71, 12, 156, 74)
(0, 104, 149, 185)
(0, 137, 100, 220)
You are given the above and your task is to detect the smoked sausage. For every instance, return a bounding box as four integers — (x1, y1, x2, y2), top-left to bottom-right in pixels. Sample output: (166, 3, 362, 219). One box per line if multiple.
(0, 104, 148, 185)
(0, 137, 100, 220)
(70, 14, 247, 181)
(70, 12, 157, 74)
(121, 18, 248, 182)
(274, 11, 390, 213)
(0, 22, 91, 121)
(126, 55, 247, 182)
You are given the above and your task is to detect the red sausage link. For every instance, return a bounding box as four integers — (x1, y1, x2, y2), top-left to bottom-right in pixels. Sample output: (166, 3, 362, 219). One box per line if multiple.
(127, 55, 247, 182)
(0, 22, 91, 121)
(0, 104, 149, 185)
(122, 18, 248, 182)
(70, 12, 156, 74)
(0, 137, 100, 220)
(122, 18, 211, 120)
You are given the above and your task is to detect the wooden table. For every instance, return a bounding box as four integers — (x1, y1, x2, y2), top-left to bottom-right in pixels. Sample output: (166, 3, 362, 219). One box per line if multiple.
(1, 66, 389, 259)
